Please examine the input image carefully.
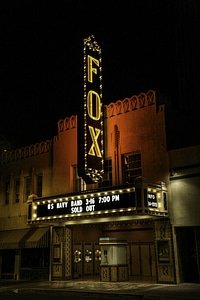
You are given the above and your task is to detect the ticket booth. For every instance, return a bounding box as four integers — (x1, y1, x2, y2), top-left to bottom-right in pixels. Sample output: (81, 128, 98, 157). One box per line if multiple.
(99, 237, 128, 282)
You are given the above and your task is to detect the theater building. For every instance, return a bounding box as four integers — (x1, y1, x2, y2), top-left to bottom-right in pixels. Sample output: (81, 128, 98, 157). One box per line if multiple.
(0, 36, 199, 284)
(0, 87, 176, 283)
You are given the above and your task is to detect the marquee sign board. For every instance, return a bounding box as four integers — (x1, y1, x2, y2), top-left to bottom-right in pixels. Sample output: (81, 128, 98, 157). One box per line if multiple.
(36, 191, 135, 219)
(147, 192, 157, 208)
(78, 35, 104, 184)
(30, 189, 162, 222)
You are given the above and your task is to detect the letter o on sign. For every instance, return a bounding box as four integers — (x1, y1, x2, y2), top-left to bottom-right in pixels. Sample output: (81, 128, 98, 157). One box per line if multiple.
(87, 90, 101, 120)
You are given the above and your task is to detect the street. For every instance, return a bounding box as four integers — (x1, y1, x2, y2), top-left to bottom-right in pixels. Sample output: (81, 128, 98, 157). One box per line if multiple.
(0, 290, 140, 300)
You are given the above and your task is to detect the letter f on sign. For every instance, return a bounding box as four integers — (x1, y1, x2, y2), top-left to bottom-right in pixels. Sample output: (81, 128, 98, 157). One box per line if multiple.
(88, 126, 102, 157)
(87, 55, 99, 83)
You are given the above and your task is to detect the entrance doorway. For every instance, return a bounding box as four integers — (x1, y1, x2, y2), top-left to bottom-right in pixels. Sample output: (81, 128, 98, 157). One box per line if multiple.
(128, 242, 156, 282)
(73, 241, 156, 281)
(176, 227, 199, 283)
(73, 241, 101, 278)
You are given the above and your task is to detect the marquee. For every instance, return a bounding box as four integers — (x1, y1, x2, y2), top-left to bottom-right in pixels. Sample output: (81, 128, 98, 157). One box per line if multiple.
(27, 185, 167, 223)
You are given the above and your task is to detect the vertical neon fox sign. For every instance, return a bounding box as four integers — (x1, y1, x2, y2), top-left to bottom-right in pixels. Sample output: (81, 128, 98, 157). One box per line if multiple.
(78, 35, 104, 183)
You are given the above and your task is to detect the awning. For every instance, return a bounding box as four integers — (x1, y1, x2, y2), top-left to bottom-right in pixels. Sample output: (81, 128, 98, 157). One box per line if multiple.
(24, 227, 49, 248)
(0, 227, 49, 249)
(0, 229, 29, 249)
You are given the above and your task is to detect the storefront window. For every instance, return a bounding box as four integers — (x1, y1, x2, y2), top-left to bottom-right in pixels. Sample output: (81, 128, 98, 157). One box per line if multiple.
(1, 249, 15, 273)
(21, 248, 49, 268)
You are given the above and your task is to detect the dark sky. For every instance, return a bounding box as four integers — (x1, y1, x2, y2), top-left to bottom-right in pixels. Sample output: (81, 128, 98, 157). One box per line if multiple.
(1, 0, 200, 148)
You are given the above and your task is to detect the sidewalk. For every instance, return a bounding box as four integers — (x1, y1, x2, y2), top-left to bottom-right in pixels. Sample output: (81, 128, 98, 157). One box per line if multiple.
(39, 280, 200, 299)
(1, 278, 200, 299)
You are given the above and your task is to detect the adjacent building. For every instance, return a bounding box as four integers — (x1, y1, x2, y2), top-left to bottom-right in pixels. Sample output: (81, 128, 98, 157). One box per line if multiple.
(169, 145, 200, 283)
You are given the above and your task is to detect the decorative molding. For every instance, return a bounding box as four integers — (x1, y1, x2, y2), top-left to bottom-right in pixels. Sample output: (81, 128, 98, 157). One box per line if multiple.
(0, 140, 52, 164)
(105, 90, 156, 118)
(57, 115, 77, 133)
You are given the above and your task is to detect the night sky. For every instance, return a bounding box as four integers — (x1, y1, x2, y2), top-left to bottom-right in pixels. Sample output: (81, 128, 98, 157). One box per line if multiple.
(1, 0, 200, 149)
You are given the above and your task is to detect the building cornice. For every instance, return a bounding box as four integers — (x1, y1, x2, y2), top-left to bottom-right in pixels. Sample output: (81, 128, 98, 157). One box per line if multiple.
(105, 90, 156, 118)
(0, 140, 52, 164)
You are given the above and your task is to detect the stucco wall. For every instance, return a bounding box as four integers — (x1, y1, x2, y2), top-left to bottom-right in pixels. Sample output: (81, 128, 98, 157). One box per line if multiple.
(169, 145, 200, 226)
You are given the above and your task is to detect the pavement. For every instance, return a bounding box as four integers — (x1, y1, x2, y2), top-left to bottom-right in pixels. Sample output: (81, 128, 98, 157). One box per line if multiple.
(1, 278, 200, 300)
